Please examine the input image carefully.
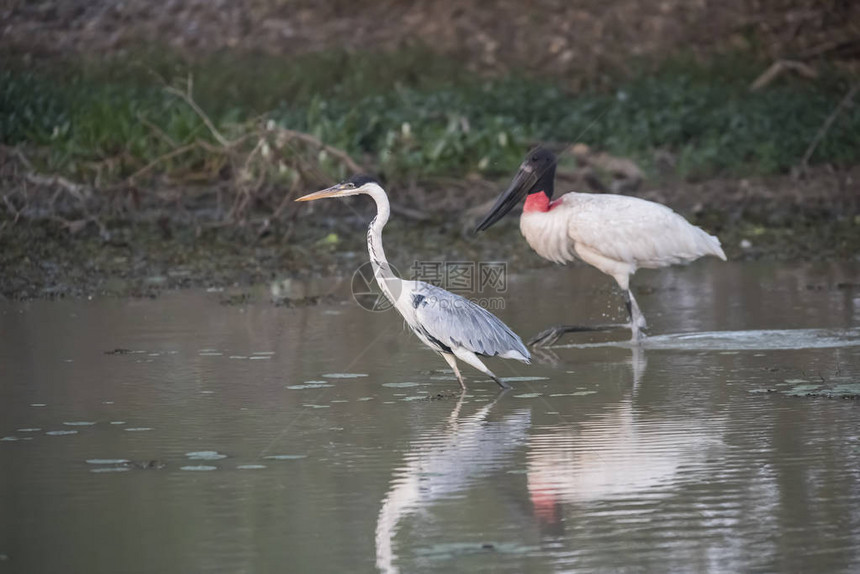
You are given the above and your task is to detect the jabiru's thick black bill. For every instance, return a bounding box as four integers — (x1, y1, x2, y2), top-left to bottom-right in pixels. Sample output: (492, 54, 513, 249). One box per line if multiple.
(474, 162, 537, 233)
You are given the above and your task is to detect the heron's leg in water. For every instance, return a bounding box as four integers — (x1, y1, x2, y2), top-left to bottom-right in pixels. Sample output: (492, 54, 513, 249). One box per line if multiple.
(529, 324, 628, 347)
(625, 289, 647, 343)
(441, 352, 466, 390)
(452, 348, 511, 389)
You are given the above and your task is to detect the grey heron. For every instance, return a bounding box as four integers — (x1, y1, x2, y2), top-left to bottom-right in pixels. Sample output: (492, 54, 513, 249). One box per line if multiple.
(297, 175, 530, 389)
(475, 147, 726, 345)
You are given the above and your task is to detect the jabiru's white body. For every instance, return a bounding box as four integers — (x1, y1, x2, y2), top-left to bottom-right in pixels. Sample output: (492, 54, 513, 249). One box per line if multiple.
(519, 191, 726, 291)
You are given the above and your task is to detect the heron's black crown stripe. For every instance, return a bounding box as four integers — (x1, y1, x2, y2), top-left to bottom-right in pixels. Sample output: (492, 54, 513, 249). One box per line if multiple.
(346, 174, 381, 188)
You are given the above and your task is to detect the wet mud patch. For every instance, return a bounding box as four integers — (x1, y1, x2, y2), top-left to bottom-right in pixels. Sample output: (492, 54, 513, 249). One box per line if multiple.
(424, 390, 467, 401)
(783, 380, 860, 399)
(750, 378, 860, 399)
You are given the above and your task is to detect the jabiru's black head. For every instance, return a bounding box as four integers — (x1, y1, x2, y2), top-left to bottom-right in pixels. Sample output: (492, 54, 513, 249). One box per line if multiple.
(474, 147, 557, 233)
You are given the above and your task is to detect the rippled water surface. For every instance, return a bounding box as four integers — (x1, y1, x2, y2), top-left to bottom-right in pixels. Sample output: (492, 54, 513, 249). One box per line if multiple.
(1, 261, 859, 573)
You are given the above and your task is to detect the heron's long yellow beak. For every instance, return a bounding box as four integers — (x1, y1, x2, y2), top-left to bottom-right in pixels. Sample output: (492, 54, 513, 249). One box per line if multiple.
(295, 183, 352, 202)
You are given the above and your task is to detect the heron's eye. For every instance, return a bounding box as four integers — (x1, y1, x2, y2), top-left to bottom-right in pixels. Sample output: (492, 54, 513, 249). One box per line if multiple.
(531, 155, 538, 161)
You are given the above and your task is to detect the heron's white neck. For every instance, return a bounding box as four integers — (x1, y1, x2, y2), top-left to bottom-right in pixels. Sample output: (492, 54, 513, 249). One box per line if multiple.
(364, 184, 399, 301)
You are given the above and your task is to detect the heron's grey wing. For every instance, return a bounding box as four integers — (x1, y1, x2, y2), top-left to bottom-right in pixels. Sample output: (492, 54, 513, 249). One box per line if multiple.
(412, 283, 529, 361)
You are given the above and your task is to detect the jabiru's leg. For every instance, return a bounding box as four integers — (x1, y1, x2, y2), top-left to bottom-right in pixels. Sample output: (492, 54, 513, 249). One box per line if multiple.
(452, 348, 511, 389)
(441, 352, 466, 390)
(527, 262, 648, 347)
(527, 245, 637, 347)
(528, 323, 629, 347)
(612, 272, 646, 343)
(623, 289, 647, 343)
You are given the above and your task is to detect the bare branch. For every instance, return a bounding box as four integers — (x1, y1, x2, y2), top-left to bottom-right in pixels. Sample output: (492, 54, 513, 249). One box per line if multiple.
(137, 112, 179, 148)
(750, 60, 818, 92)
(273, 127, 363, 174)
(12, 147, 33, 170)
(164, 75, 232, 148)
(2, 194, 22, 223)
(801, 83, 859, 171)
(126, 142, 200, 184)
(25, 173, 89, 202)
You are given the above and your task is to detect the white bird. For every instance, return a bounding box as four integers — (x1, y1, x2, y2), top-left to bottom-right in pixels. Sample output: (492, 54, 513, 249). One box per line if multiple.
(475, 147, 726, 345)
(527, 396, 725, 521)
(297, 175, 530, 388)
(376, 392, 531, 573)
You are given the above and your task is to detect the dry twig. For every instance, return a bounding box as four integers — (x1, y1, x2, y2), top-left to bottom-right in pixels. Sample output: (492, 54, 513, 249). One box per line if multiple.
(801, 83, 859, 172)
(2, 194, 22, 223)
(137, 112, 179, 148)
(750, 60, 818, 92)
(24, 173, 89, 202)
(274, 127, 363, 174)
(164, 75, 233, 148)
(127, 142, 200, 184)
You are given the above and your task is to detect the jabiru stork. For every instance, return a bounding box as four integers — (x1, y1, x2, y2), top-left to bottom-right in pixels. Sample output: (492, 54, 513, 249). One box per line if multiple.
(475, 147, 726, 345)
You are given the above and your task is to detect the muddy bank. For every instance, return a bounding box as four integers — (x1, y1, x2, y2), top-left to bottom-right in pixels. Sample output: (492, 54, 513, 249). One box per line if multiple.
(0, 213, 536, 301)
(2, 169, 859, 301)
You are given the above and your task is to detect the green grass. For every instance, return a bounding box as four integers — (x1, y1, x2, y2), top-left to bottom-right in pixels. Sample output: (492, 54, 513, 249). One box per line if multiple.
(2, 49, 859, 186)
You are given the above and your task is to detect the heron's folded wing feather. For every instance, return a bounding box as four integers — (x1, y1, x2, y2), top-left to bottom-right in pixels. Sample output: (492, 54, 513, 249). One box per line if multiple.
(413, 283, 529, 361)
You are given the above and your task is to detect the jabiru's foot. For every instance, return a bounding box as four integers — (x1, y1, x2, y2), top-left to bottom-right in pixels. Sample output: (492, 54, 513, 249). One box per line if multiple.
(528, 324, 628, 347)
(624, 288, 648, 344)
(629, 323, 648, 345)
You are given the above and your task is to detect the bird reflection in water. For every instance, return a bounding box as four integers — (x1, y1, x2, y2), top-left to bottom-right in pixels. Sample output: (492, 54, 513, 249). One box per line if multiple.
(375, 391, 531, 574)
(375, 348, 725, 569)
(526, 347, 725, 531)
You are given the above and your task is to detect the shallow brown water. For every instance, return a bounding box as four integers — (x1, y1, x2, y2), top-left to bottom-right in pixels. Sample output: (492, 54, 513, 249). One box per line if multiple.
(1, 261, 859, 573)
